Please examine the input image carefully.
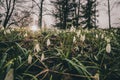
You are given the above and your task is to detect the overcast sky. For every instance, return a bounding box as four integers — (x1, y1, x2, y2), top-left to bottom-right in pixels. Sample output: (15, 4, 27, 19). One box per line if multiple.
(98, 0, 120, 28)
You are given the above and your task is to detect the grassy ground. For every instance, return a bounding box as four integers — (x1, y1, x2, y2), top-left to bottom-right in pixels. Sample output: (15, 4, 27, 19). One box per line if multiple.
(0, 28, 120, 80)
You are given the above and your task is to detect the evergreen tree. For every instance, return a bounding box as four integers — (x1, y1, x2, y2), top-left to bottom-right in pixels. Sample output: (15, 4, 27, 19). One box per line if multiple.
(81, 0, 98, 29)
(51, 0, 78, 29)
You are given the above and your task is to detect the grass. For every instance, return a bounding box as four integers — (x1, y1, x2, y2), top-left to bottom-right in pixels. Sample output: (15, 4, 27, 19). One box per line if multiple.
(0, 27, 120, 80)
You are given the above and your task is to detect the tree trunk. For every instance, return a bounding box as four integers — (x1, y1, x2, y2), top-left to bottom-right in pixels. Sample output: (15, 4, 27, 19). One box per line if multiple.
(76, 0, 80, 28)
(88, 0, 92, 29)
(39, 0, 44, 28)
(94, 1, 97, 28)
(63, 0, 68, 29)
(108, 0, 112, 29)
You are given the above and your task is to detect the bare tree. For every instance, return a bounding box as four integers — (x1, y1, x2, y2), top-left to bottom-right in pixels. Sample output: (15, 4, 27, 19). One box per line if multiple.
(3, 0, 16, 28)
(32, 0, 45, 28)
(8, 10, 32, 27)
(0, 0, 34, 28)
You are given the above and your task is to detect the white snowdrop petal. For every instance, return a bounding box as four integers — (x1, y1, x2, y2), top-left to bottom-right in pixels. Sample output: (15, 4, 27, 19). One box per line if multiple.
(34, 43, 41, 52)
(76, 30, 81, 37)
(41, 53, 45, 61)
(47, 39, 51, 46)
(80, 34, 85, 42)
(106, 43, 111, 53)
(96, 34, 98, 38)
(4, 69, 14, 80)
(101, 34, 104, 39)
(7, 29, 11, 34)
(28, 55, 32, 64)
(94, 73, 99, 80)
(73, 36, 76, 43)
(70, 26, 76, 32)
(106, 38, 110, 43)
(24, 32, 28, 37)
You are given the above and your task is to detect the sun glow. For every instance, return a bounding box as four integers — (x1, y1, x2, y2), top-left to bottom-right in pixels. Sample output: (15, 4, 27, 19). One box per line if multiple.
(31, 25, 39, 32)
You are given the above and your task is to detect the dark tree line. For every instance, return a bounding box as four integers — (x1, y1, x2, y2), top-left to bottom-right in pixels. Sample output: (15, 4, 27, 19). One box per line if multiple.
(51, 0, 98, 29)
(81, 0, 98, 29)
(0, 0, 120, 29)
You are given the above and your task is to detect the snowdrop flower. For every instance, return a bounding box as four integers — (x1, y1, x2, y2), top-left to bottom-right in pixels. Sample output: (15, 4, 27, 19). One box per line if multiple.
(114, 30, 117, 33)
(101, 34, 104, 39)
(24, 32, 28, 37)
(4, 69, 14, 80)
(11, 28, 15, 31)
(96, 34, 98, 38)
(6, 29, 11, 34)
(34, 43, 41, 52)
(106, 43, 111, 53)
(1, 27, 4, 30)
(3, 31, 6, 35)
(81, 50, 83, 54)
(74, 46, 79, 51)
(73, 36, 76, 43)
(80, 34, 85, 42)
(41, 53, 45, 61)
(77, 30, 81, 37)
(106, 38, 110, 43)
(4, 29, 11, 34)
(28, 54, 32, 64)
(47, 39, 51, 46)
(84, 29, 89, 33)
(94, 72, 99, 80)
(70, 25, 76, 32)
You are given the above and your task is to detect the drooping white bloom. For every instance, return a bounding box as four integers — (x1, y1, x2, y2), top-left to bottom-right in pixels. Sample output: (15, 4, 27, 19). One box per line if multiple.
(28, 54, 32, 64)
(77, 30, 81, 37)
(47, 39, 51, 46)
(24, 32, 28, 37)
(11, 28, 15, 31)
(74, 46, 79, 51)
(106, 43, 111, 53)
(84, 29, 89, 33)
(73, 36, 76, 43)
(41, 53, 45, 61)
(4, 69, 14, 80)
(106, 38, 110, 43)
(34, 39, 40, 52)
(101, 34, 104, 39)
(94, 73, 99, 80)
(80, 34, 85, 42)
(70, 25, 76, 32)
(81, 50, 83, 54)
(34, 43, 41, 52)
(6, 29, 11, 34)
(3, 31, 6, 35)
(1, 27, 4, 30)
(114, 30, 117, 33)
(96, 34, 98, 38)
(4, 29, 11, 34)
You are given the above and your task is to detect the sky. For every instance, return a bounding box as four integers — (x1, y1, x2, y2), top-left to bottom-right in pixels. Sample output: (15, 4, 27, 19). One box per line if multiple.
(98, 0, 120, 28)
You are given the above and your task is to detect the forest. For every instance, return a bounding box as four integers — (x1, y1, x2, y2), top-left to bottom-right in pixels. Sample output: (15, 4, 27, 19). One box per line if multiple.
(0, 0, 120, 80)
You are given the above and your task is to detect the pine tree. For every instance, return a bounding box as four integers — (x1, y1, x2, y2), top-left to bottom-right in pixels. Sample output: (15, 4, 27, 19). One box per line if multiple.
(51, 0, 78, 29)
(81, 0, 98, 29)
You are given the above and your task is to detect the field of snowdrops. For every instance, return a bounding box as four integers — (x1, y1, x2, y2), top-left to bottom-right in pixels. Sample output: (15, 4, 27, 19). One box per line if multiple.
(0, 27, 120, 80)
